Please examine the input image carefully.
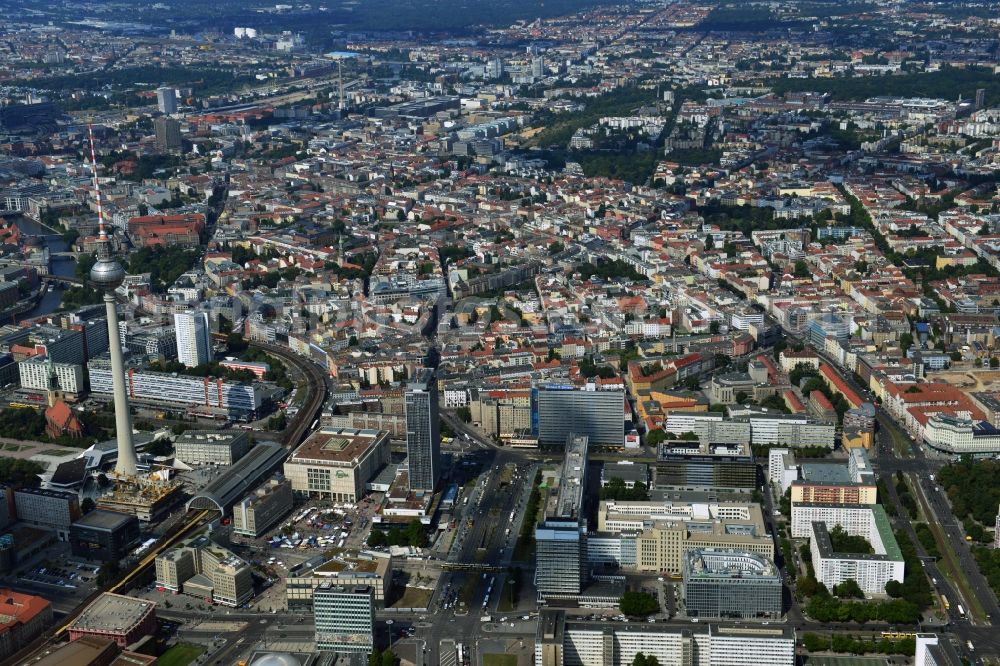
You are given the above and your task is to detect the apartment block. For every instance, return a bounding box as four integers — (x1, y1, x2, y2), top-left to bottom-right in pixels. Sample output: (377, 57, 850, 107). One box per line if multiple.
(535, 610, 795, 666)
(807, 504, 904, 596)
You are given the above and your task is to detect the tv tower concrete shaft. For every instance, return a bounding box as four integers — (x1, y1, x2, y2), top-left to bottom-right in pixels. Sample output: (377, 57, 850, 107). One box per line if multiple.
(105, 292, 137, 476)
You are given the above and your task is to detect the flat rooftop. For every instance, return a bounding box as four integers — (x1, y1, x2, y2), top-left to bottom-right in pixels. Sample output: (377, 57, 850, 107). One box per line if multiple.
(72, 509, 135, 531)
(558, 615, 795, 640)
(175, 430, 248, 446)
(291, 428, 386, 465)
(70, 593, 154, 634)
(290, 552, 388, 579)
(601, 462, 648, 483)
(684, 549, 779, 580)
(312, 558, 381, 575)
(555, 433, 588, 519)
(22, 634, 116, 666)
(657, 442, 752, 460)
(801, 462, 852, 484)
(811, 504, 902, 562)
(599, 499, 759, 523)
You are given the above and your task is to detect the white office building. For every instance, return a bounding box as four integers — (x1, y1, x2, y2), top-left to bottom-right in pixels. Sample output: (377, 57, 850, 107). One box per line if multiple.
(18, 356, 84, 396)
(914, 633, 963, 665)
(848, 447, 875, 484)
(664, 412, 751, 444)
(746, 414, 836, 448)
(767, 448, 799, 494)
(923, 413, 1000, 457)
(174, 311, 212, 368)
(174, 430, 251, 466)
(664, 411, 835, 449)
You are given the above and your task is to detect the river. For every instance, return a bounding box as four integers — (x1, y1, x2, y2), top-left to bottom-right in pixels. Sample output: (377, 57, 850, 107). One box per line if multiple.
(15, 216, 77, 319)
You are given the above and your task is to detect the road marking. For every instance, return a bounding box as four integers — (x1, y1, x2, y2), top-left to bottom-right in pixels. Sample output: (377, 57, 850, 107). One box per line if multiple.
(440, 639, 457, 666)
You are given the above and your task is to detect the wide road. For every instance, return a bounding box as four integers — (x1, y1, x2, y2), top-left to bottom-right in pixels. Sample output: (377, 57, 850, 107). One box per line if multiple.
(913, 466, 1000, 620)
(413, 411, 543, 666)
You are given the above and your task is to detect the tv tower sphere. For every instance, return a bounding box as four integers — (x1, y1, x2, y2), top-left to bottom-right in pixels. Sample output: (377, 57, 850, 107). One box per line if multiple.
(90, 252, 126, 291)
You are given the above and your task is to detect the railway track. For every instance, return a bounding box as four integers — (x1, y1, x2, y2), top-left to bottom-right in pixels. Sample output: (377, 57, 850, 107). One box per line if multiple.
(248, 341, 326, 449)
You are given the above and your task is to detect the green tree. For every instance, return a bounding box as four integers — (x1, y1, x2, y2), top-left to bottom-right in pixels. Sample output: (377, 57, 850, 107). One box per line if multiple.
(619, 591, 658, 616)
(226, 333, 248, 354)
(899, 332, 914, 355)
(631, 653, 660, 666)
(0, 456, 45, 486)
(828, 524, 874, 554)
(759, 393, 790, 413)
(600, 477, 650, 501)
(796, 575, 818, 597)
(833, 578, 864, 599)
(95, 560, 121, 588)
(645, 429, 667, 447)
(576, 260, 644, 282)
(793, 260, 811, 278)
(268, 412, 288, 431)
(146, 438, 174, 457)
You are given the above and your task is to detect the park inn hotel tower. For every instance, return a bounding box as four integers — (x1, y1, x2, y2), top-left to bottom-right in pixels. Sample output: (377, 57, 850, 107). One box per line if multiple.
(405, 368, 440, 493)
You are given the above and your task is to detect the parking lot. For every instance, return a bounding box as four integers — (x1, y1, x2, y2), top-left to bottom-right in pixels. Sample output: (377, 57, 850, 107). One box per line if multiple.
(0, 543, 104, 613)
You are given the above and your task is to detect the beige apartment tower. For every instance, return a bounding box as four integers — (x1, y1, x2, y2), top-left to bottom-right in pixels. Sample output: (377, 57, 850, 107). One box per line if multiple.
(232, 476, 293, 538)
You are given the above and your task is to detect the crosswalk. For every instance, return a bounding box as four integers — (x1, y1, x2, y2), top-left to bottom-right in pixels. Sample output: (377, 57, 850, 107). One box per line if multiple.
(439, 639, 457, 666)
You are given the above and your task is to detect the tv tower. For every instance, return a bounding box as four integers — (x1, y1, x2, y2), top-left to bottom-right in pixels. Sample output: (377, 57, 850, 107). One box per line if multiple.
(87, 125, 138, 477)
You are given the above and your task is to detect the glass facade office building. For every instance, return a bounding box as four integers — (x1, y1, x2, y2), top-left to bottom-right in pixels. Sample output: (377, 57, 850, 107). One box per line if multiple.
(535, 519, 587, 597)
(313, 584, 375, 653)
(682, 549, 782, 619)
(536, 387, 624, 446)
